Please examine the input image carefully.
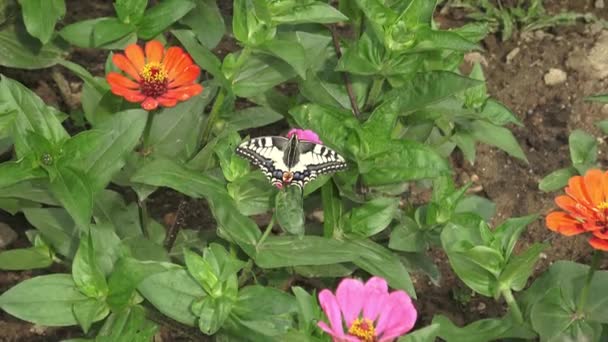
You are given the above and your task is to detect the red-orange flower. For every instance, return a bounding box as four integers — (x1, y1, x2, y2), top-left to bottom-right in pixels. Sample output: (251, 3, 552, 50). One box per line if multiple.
(106, 40, 203, 111)
(546, 169, 608, 251)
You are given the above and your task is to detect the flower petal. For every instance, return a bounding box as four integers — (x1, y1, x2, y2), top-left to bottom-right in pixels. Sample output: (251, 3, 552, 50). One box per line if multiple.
(589, 237, 608, 251)
(125, 44, 145, 72)
(141, 97, 159, 111)
(145, 40, 164, 64)
(545, 211, 585, 236)
(107, 72, 139, 89)
(157, 96, 177, 108)
(584, 169, 604, 207)
(163, 46, 185, 73)
(603, 171, 608, 203)
(336, 278, 365, 327)
(168, 54, 194, 80)
(166, 84, 204, 101)
(319, 289, 345, 335)
(375, 291, 417, 341)
(169, 65, 200, 88)
(109, 84, 145, 103)
(566, 176, 593, 208)
(287, 129, 323, 144)
(112, 53, 141, 81)
(555, 195, 590, 219)
(363, 277, 389, 322)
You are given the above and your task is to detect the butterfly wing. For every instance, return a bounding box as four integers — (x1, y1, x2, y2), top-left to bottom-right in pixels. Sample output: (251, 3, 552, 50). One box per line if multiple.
(235, 136, 289, 187)
(289, 141, 348, 188)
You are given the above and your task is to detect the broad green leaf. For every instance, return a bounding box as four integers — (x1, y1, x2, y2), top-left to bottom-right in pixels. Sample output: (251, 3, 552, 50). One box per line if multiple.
(410, 27, 479, 52)
(224, 106, 283, 131)
(49, 166, 93, 229)
(0, 23, 64, 68)
(398, 324, 440, 342)
(451, 131, 476, 164)
(480, 99, 522, 126)
(498, 243, 546, 292)
(455, 195, 496, 222)
(92, 17, 135, 47)
(597, 120, 608, 134)
(569, 129, 597, 174)
(539, 167, 577, 192)
(23, 208, 78, 257)
(0, 160, 45, 189)
(93, 190, 142, 239)
(294, 263, 355, 278)
(233, 55, 296, 98)
(96, 305, 158, 342)
(89, 223, 123, 275)
(493, 214, 538, 259)
(137, 0, 195, 39)
(354, 0, 397, 28)
(586, 94, 608, 103)
(0, 246, 53, 270)
(351, 239, 416, 297)
(0, 75, 68, 157)
(470, 120, 527, 162)
(346, 197, 398, 238)
(292, 286, 322, 333)
(227, 173, 274, 216)
(433, 314, 536, 342)
(59, 17, 136, 49)
(232, 0, 275, 46)
(275, 186, 305, 236)
(389, 217, 427, 252)
(147, 91, 211, 161)
(122, 236, 169, 262)
(72, 232, 108, 298)
(194, 295, 234, 335)
(0, 274, 91, 326)
(180, 0, 224, 49)
(272, 2, 348, 24)
(139, 269, 205, 326)
(259, 38, 308, 79)
(255, 236, 360, 268)
(114, 0, 148, 24)
(73, 298, 109, 333)
(131, 158, 260, 256)
(184, 249, 220, 296)
(18, 0, 65, 44)
(321, 181, 343, 238)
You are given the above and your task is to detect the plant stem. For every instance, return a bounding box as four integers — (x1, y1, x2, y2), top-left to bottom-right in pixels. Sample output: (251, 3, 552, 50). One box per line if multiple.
(366, 77, 384, 109)
(200, 88, 226, 146)
(164, 200, 187, 251)
(256, 215, 276, 251)
(502, 288, 524, 324)
(576, 250, 602, 315)
(328, 25, 361, 118)
(139, 199, 149, 239)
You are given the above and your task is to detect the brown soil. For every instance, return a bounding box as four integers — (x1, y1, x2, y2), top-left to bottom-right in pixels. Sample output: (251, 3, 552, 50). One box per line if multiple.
(2, 0, 608, 341)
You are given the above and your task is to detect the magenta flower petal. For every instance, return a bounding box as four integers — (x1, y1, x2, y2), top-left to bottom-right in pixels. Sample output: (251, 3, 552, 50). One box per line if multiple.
(362, 277, 389, 322)
(376, 291, 417, 341)
(336, 278, 365, 327)
(287, 128, 322, 144)
(318, 289, 345, 336)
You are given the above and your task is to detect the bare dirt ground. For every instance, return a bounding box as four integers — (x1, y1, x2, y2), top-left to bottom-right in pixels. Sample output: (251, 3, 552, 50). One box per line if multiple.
(1, 0, 608, 340)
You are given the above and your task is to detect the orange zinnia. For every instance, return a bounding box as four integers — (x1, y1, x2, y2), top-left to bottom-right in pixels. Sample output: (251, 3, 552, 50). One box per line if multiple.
(546, 169, 608, 251)
(106, 40, 203, 111)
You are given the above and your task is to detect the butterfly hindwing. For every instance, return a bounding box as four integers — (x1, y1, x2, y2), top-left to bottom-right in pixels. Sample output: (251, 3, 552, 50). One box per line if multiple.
(235, 137, 288, 187)
(289, 142, 348, 188)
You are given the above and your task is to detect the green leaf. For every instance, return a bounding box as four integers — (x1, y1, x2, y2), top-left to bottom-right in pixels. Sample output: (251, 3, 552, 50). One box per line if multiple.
(433, 314, 536, 342)
(107, 258, 171, 311)
(0, 22, 64, 68)
(569, 129, 597, 174)
(227, 173, 274, 216)
(23, 208, 78, 257)
(498, 243, 546, 292)
(18, 0, 65, 44)
(259, 38, 309, 79)
(539, 167, 577, 192)
(72, 232, 108, 298)
(272, 2, 348, 24)
(0, 246, 53, 270)
(596, 120, 608, 134)
(411, 27, 479, 52)
(0, 274, 92, 326)
(224, 106, 283, 131)
(0, 160, 45, 189)
(480, 99, 522, 126)
(114, 0, 148, 24)
(96, 306, 158, 342)
(389, 217, 427, 252)
(138, 269, 205, 326)
(321, 181, 343, 238)
(131, 158, 260, 257)
(493, 214, 538, 259)
(470, 120, 527, 162)
(255, 236, 360, 268)
(194, 295, 234, 335)
(73, 298, 109, 333)
(172, 29, 226, 84)
(275, 187, 305, 236)
(92, 17, 135, 47)
(232, 0, 275, 46)
(397, 323, 440, 342)
(93, 190, 142, 239)
(137, 0, 195, 39)
(586, 94, 608, 103)
(351, 239, 416, 297)
(184, 249, 220, 296)
(232, 55, 296, 98)
(180, 0, 224, 49)
(455, 195, 496, 222)
(59, 18, 137, 49)
(0, 75, 68, 157)
(49, 166, 93, 229)
(346, 197, 398, 238)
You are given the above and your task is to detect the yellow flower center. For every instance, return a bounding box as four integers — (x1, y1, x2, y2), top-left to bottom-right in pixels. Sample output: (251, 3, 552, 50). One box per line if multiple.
(598, 201, 608, 210)
(348, 318, 376, 342)
(141, 62, 168, 83)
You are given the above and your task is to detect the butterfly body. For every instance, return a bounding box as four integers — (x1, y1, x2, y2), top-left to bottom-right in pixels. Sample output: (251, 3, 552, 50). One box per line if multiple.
(235, 135, 347, 189)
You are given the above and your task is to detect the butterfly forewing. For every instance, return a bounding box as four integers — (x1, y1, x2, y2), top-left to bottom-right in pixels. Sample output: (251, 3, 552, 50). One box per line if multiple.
(236, 135, 347, 188)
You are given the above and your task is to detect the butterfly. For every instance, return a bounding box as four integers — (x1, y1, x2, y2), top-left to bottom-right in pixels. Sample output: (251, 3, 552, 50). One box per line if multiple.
(235, 134, 347, 189)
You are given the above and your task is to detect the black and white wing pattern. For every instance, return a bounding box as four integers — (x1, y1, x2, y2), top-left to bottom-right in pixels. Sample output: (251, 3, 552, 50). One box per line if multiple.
(235, 135, 347, 189)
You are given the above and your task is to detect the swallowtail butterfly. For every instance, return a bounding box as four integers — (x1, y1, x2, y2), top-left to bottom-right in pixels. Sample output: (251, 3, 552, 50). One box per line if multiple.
(235, 134, 347, 189)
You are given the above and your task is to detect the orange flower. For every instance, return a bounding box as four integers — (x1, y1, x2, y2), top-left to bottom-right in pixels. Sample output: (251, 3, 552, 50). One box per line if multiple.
(546, 169, 608, 251)
(106, 40, 203, 111)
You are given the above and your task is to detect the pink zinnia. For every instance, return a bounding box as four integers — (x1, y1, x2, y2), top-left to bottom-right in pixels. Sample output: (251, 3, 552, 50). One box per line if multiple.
(318, 277, 417, 342)
(287, 128, 322, 144)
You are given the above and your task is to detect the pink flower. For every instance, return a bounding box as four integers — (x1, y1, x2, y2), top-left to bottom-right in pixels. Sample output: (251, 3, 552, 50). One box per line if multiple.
(287, 128, 322, 144)
(317, 277, 417, 342)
